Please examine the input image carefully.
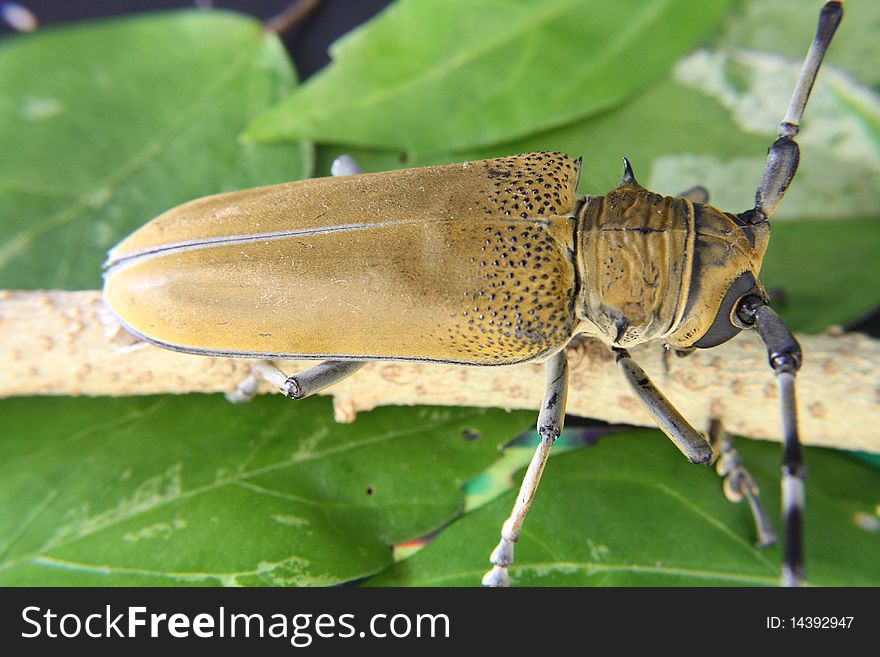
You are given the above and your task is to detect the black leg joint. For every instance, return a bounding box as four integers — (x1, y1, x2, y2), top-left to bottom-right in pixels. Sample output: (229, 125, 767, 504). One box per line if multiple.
(734, 293, 763, 326)
(769, 352, 801, 375)
(735, 296, 803, 374)
(736, 208, 766, 226)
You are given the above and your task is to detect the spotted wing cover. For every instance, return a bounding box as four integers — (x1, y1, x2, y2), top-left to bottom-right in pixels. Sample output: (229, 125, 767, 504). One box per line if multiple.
(104, 153, 582, 365)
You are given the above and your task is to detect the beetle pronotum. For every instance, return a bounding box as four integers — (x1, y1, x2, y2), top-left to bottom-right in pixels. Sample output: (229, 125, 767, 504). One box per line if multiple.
(102, 2, 843, 587)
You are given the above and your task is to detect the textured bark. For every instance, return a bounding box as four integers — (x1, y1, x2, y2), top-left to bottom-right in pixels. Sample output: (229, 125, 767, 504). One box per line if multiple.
(1, 290, 877, 453)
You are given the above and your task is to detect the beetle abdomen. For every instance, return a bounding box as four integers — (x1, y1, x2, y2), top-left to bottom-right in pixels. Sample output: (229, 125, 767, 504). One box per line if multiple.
(103, 153, 582, 365)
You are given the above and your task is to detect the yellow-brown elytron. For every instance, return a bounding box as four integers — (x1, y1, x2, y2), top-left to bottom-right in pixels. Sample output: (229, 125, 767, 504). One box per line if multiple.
(103, 2, 843, 588)
(104, 153, 581, 365)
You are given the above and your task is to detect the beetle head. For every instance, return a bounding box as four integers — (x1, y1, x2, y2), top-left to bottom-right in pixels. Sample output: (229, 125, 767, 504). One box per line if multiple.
(664, 204, 771, 350)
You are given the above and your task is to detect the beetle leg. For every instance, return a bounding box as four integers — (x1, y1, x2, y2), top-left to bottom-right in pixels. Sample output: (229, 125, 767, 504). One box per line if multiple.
(614, 348, 713, 464)
(482, 350, 569, 587)
(709, 419, 777, 548)
(677, 185, 709, 204)
(734, 296, 805, 587)
(741, 1, 842, 223)
(281, 360, 367, 399)
(226, 360, 366, 402)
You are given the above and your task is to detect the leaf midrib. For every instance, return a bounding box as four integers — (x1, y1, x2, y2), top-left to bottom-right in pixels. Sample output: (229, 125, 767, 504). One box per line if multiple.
(0, 408, 486, 574)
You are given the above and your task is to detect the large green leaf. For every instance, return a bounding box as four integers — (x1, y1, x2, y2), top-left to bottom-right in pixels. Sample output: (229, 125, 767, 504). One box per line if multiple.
(0, 10, 311, 290)
(246, 0, 731, 154)
(368, 431, 880, 586)
(0, 395, 533, 585)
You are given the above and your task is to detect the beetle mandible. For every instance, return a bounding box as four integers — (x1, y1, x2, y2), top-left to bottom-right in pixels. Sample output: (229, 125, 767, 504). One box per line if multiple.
(102, 2, 843, 587)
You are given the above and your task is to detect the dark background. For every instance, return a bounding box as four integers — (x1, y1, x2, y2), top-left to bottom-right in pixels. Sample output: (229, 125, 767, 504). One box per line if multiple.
(0, 0, 393, 80)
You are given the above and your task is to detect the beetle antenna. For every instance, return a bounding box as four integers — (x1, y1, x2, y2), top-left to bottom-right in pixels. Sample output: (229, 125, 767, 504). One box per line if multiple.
(740, 1, 843, 225)
(735, 295, 804, 586)
(617, 156, 637, 187)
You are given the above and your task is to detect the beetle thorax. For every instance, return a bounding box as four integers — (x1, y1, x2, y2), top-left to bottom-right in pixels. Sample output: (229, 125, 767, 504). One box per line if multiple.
(574, 185, 694, 347)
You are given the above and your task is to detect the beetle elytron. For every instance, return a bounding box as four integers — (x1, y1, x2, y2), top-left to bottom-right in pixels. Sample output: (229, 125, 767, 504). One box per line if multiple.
(103, 2, 843, 587)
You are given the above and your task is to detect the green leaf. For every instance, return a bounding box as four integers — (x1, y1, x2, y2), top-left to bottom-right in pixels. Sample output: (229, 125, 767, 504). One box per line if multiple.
(720, 0, 880, 87)
(367, 431, 880, 586)
(0, 395, 533, 586)
(0, 10, 311, 290)
(246, 0, 731, 154)
(757, 218, 880, 333)
(413, 45, 878, 221)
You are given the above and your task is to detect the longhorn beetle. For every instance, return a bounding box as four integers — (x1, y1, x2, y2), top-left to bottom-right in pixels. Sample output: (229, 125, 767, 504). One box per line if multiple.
(102, 2, 843, 587)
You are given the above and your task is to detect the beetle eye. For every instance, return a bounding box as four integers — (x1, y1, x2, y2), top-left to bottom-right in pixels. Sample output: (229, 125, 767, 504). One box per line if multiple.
(692, 272, 761, 349)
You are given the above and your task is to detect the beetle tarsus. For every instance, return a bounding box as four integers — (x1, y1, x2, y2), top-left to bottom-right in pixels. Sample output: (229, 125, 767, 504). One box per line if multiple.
(710, 419, 777, 548)
(481, 565, 511, 588)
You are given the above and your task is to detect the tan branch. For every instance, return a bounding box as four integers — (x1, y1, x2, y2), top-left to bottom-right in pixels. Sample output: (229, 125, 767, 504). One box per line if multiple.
(1, 290, 877, 453)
